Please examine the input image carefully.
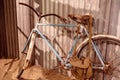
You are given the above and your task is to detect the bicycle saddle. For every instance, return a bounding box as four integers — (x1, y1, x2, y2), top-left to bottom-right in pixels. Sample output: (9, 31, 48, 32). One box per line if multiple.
(68, 14, 93, 25)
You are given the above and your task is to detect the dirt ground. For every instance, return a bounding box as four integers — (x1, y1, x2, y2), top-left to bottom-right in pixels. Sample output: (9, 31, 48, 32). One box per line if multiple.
(0, 59, 73, 80)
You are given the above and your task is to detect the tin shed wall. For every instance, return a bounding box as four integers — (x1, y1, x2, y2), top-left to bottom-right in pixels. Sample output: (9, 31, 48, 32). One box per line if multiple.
(0, 0, 18, 58)
(16, 0, 120, 70)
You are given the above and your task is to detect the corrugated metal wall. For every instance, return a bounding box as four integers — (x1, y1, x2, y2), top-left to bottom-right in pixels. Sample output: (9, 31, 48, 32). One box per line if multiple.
(16, 0, 34, 56)
(0, 0, 7, 58)
(16, 0, 120, 70)
(0, 0, 18, 58)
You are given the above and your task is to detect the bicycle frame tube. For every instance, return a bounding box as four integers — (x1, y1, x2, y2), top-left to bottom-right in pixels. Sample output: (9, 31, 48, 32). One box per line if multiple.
(84, 28, 105, 67)
(36, 23, 76, 27)
(65, 35, 80, 64)
(35, 23, 76, 65)
(36, 23, 81, 66)
(35, 26, 65, 64)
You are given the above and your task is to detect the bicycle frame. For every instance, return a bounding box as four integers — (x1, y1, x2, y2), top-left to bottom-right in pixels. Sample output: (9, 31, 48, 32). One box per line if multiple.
(22, 23, 105, 69)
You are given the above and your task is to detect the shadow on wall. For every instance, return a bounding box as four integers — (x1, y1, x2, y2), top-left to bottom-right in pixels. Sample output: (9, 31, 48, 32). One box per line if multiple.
(34, 0, 120, 35)
(34, 0, 111, 35)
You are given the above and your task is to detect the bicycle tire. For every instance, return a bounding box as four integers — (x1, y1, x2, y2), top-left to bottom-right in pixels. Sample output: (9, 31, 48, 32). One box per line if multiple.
(76, 34, 120, 80)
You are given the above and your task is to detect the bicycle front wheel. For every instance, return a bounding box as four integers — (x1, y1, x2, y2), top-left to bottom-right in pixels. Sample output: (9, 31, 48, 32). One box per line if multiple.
(76, 34, 120, 80)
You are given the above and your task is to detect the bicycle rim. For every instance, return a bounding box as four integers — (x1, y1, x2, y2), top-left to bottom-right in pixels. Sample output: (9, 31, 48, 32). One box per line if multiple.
(76, 34, 120, 80)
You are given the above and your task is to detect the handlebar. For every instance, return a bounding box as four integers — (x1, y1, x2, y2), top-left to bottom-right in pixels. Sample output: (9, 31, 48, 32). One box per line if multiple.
(19, 2, 70, 24)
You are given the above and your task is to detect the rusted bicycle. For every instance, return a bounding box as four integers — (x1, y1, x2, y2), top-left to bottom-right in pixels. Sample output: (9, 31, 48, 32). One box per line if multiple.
(16, 3, 120, 80)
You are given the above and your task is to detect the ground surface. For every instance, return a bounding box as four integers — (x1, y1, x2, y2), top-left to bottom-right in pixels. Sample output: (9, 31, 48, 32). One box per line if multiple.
(0, 59, 72, 80)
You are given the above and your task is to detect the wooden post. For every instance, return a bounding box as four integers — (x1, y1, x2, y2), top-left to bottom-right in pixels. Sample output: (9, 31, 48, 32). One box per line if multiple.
(23, 32, 36, 69)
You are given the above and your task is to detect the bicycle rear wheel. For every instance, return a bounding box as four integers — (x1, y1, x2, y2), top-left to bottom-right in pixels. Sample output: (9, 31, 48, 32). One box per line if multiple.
(76, 34, 120, 80)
